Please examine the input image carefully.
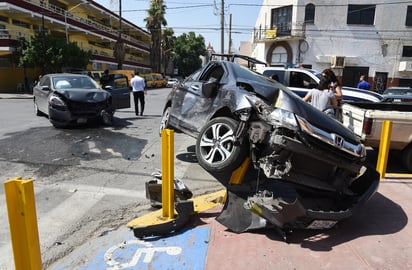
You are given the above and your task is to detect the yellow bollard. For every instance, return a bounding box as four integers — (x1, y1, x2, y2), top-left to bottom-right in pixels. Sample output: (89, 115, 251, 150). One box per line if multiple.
(376, 120, 392, 179)
(161, 129, 175, 218)
(4, 177, 42, 270)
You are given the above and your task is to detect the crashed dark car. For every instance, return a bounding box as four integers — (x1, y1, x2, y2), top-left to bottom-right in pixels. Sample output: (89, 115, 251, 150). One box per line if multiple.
(160, 55, 380, 235)
(33, 73, 131, 128)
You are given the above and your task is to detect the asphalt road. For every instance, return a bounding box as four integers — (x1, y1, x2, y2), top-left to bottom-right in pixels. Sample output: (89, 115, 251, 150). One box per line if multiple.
(0, 89, 223, 269)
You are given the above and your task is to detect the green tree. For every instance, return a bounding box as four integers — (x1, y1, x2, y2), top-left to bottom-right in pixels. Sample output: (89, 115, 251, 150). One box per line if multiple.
(173, 32, 207, 77)
(15, 33, 91, 73)
(162, 27, 175, 75)
(145, 0, 167, 73)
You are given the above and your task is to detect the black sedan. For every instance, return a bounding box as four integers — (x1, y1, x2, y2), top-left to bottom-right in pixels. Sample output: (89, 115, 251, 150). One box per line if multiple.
(382, 87, 412, 103)
(33, 73, 131, 128)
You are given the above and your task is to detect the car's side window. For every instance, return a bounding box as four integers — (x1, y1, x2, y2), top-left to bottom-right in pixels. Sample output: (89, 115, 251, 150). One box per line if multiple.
(201, 64, 224, 83)
(42, 77, 51, 88)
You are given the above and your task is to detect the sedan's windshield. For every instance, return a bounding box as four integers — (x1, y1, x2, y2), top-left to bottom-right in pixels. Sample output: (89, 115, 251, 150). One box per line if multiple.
(53, 76, 99, 89)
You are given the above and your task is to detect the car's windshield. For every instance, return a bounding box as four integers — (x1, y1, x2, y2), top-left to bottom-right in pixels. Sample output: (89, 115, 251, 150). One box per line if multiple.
(53, 76, 99, 89)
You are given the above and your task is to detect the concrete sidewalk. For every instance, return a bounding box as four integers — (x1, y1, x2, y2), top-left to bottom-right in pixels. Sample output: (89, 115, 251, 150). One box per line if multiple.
(47, 175, 412, 270)
(0, 93, 33, 99)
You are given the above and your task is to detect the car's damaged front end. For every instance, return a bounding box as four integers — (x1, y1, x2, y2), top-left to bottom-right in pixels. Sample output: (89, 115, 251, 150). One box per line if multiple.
(216, 84, 380, 235)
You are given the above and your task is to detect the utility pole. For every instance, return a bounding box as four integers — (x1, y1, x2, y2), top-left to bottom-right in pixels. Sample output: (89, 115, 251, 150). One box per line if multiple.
(220, 0, 224, 55)
(228, 13, 232, 54)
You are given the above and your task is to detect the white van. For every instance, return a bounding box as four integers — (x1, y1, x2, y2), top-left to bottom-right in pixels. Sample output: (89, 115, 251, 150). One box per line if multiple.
(258, 66, 382, 102)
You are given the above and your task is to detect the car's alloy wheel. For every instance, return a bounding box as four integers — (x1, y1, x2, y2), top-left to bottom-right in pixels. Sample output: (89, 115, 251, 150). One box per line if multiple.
(196, 117, 248, 173)
(159, 106, 171, 136)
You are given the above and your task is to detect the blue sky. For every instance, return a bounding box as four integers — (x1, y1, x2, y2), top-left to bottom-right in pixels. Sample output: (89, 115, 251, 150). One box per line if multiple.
(94, 0, 262, 53)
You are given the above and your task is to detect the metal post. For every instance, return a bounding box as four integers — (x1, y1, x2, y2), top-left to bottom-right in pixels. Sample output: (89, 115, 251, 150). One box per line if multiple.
(65, 3, 89, 44)
(221, 0, 224, 55)
(161, 129, 175, 218)
(376, 120, 392, 179)
(4, 177, 42, 270)
(64, 12, 68, 44)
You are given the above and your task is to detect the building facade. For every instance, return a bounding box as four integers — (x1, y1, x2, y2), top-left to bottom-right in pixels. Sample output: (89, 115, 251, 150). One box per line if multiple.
(0, 0, 151, 92)
(251, 0, 412, 92)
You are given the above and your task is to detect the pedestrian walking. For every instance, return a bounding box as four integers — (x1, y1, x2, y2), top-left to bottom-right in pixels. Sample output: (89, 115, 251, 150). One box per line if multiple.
(131, 71, 146, 116)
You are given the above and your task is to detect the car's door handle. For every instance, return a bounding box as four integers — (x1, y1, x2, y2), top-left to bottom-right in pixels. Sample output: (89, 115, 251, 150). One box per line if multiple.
(191, 85, 199, 91)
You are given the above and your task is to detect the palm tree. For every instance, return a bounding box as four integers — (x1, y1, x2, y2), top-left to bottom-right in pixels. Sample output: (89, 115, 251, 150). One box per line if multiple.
(145, 0, 167, 73)
(162, 27, 174, 75)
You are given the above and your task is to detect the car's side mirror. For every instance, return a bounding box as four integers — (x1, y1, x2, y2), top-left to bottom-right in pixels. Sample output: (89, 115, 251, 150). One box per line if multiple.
(41, 85, 50, 91)
(202, 81, 218, 98)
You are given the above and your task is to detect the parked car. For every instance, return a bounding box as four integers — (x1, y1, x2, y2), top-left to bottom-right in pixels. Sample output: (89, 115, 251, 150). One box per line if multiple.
(381, 87, 412, 102)
(258, 66, 383, 102)
(166, 78, 179, 88)
(33, 73, 131, 128)
(159, 54, 379, 233)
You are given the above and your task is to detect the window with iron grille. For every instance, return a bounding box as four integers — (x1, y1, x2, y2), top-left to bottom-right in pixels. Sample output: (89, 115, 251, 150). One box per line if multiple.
(304, 4, 315, 24)
(271, 5, 292, 36)
(406, 6, 412, 26)
(347, 4, 375, 25)
(402, 46, 412, 57)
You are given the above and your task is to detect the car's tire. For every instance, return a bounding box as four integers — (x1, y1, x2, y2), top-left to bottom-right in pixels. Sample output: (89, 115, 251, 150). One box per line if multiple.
(196, 117, 248, 174)
(159, 106, 171, 136)
(401, 144, 412, 172)
(34, 100, 42, 116)
(101, 111, 114, 126)
(50, 120, 67, 129)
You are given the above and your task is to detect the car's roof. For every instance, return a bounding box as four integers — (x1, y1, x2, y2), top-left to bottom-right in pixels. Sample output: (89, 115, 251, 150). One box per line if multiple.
(45, 73, 90, 77)
(383, 87, 412, 94)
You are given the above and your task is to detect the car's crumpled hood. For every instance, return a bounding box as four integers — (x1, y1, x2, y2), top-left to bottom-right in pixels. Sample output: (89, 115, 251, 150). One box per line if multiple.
(242, 78, 359, 144)
(55, 88, 110, 103)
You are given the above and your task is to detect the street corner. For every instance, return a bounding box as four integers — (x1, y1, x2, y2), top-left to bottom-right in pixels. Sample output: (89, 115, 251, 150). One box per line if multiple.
(48, 225, 211, 270)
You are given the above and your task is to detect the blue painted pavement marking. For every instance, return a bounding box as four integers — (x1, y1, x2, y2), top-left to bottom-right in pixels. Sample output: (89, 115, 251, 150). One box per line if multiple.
(51, 227, 211, 270)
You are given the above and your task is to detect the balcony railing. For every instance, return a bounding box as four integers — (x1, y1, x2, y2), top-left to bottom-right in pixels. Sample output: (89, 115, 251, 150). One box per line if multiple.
(23, 0, 149, 50)
(253, 22, 306, 42)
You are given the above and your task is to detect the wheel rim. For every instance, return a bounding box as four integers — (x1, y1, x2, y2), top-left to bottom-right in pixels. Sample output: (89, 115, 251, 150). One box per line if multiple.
(199, 122, 235, 165)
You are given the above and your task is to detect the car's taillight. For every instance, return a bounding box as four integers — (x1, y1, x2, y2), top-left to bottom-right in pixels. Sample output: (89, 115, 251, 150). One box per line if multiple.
(362, 117, 373, 135)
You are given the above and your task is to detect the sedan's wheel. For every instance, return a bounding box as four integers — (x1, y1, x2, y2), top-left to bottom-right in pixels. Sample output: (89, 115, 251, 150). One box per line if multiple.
(159, 106, 171, 136)
(34, 101, 42, 116)
(101, 111, 114, 126)
(402, 145, 412, 172)
(196, 117, 248, 173)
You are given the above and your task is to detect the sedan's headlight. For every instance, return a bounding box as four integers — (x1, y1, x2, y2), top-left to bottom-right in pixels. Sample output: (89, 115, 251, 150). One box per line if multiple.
(48, 94, 67, 110)
(245, 95, 298, 130)
(269, 108, 298, 130)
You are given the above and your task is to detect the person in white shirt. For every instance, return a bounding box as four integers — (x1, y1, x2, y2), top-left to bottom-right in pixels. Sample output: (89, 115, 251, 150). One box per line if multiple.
(130, 71, 146, 116)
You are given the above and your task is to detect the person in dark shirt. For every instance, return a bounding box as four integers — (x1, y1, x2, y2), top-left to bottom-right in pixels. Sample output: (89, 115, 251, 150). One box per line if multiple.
(100, 69, 111, 87)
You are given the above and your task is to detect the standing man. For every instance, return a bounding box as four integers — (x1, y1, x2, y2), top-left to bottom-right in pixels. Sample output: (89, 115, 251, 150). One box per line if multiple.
(131, 71, 146, 116)
(357, 75, 371, 90)
(100, 69, 111, 87)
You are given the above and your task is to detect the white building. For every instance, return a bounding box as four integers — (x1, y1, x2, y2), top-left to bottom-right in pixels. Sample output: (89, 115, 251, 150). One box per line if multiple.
(250, 0, 412, 92)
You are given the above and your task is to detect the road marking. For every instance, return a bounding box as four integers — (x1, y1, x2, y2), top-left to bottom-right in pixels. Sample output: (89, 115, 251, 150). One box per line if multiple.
(104, 240, 182, 269)
(37, 190, 105, 248)
(50, 182, 147, 198)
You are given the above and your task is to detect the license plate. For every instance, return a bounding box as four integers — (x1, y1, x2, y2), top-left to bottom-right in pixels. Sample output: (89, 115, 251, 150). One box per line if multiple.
(307, 220, 337, 229)
(77, 118, 87, 123)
